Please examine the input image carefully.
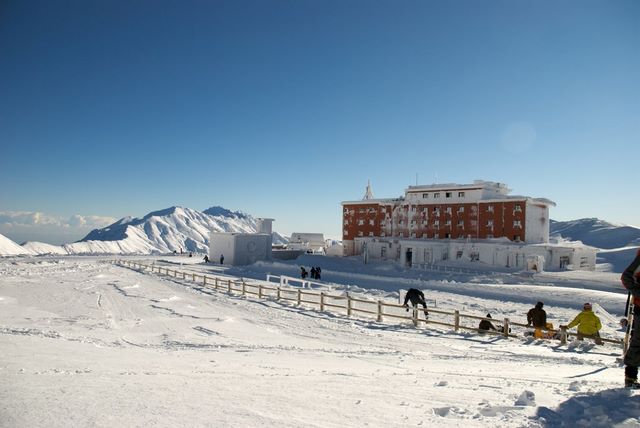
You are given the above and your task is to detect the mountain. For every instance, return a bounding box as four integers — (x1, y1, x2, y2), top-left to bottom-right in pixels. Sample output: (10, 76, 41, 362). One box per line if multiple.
(0, 233, 33, 256)
(19, 206, 287, 256)
(550, 218, 640, 249)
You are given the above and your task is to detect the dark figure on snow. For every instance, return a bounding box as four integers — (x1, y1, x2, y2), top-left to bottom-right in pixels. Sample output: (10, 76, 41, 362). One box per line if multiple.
(403, 288, 429, 318)
(622, 249, 640, 389)
(527, 301, 547, 328)
(300, 267, 308, 279)
(315, 266, 321, 280)
(310, 267, 317, 280)
(479, 313, 498, 333)
(219, 254, 224, 265)
(203, 255, 209, 263)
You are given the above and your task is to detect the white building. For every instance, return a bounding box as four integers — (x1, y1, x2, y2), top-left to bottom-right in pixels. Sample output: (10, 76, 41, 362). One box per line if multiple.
(288, 233, 326, 253)
(208, 218, 274, 266)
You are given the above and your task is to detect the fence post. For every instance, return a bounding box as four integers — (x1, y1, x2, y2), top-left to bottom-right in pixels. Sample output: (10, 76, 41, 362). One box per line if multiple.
(320, 292, 325, 311)
(377, 300, 383, 322)
(412, 307, 418, 327)
(258, 284, 263, 299)
(227, 280, 231, 293)
(347, 293, 352, 317)
(454, 310, 460, 332)
(242, 280, 246, 295)
(183, 272, 186, 279)
(297, 289, 301, 306)
(503, 318, 510, 337)
(277, 286, 281, 300)
(192, 273, 195, 282)
(214, 278, 218, 289)
(560, 326, 567, 345)
(203, 276, 207, 286)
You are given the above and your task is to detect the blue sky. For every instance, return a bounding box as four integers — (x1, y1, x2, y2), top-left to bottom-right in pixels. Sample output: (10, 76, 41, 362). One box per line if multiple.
(1, 0, 638, 244)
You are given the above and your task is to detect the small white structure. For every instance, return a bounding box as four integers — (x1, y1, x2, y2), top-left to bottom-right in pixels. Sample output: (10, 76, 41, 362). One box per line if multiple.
(209, 218, 274, 266)
(288, 233, 325, 253)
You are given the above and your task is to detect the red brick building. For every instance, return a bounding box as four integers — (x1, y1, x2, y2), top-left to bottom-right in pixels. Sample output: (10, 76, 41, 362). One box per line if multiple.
(342, 180, 555, 257)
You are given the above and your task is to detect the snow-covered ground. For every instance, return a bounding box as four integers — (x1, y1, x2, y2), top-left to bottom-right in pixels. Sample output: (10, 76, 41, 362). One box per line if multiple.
(1, 255, 639, 427)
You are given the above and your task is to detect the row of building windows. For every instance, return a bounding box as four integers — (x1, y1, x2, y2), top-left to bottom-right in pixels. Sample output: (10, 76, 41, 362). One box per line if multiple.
(345, 203, 523, 216)
(346, 219, 523, 228)
(421, 191, 466, 199)
(346, 230, 522, 241)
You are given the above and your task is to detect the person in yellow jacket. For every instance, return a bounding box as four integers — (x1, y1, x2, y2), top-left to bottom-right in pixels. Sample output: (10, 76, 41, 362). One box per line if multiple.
(561, 303, 603, 345)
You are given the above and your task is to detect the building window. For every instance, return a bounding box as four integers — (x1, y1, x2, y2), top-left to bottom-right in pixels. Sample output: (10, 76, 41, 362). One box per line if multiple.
(358, 231, 363, 237)
(457, 206, 464, 214)
(434, 192, 440, 198)
(344, 219, 349, 225)
(445, 207, 452, 214)
(344, 208, 349, 214)
(380, 232, 386, 237)
(456, 250, 463, 259)
(358, 208, 365, 214)
(513, 235, 521, 241)
(445, 220, 451, 227)
(434, 233, 439, 239)
(458, 191, 465, 197)
(422, 193, 429, 198)
(487, 220, 494, 227)
(381, 246, 386, 257)
(487, 205, 494, 213)
(358, 219, 364, 226)
(444, 233, 451, 238)
(369, 232, 374, 237)
(446, 192, 452, 198)
(343, 229, 348, 235)
(369, 219, 375, 226)
(411, 232, 416, 238)
(513, 220, 522, 228)
(457, 220, 464, 227)
(514, 204, 522, 212)
(434, 220, 440, 227)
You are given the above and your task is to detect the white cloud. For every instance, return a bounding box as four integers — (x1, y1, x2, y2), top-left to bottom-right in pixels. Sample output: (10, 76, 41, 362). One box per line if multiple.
(0, 211, 115, 229)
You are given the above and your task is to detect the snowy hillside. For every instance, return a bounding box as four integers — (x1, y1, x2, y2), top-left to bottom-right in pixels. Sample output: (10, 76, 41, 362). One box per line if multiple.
(0, 233, 33, 256)
(22, 206, 288, 256)
(550, 218, 640, 249)
(1, 255, 638, 427)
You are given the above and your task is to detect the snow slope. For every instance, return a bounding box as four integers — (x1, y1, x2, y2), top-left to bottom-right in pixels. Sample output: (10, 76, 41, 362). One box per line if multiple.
(550, 218, 640, 249)
(24, 206, 288, 256)
(1, 255, 638, 427)
(0, 233, 33, 256)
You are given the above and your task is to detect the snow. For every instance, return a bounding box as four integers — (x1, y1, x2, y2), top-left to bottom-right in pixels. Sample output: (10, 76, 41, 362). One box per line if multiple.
(0, 232, 33, 256)
(1, 254, 638, 427)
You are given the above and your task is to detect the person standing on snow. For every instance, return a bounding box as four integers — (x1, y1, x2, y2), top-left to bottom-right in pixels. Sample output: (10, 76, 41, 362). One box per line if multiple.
(403, 288, 429, 318)
(561, 303, 603, 345)
(621, 249, 640, 389)
(527, 301, 547, 328)
(219, 254, 224, 264)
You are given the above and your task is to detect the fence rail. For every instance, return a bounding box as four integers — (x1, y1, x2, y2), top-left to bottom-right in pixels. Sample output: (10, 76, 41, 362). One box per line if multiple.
(111, 259, 623, 348)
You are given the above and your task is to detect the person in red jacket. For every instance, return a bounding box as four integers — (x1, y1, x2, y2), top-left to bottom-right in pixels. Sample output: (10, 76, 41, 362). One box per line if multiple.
(621, 249, 640, 389)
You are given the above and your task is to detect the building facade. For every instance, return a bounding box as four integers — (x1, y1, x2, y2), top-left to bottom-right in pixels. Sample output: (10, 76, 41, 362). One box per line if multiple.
(341, 180, 595, 271)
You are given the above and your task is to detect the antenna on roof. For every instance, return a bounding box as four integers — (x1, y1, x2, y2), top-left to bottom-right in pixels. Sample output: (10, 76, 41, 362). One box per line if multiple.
(434, 172, 438, 184)
(415, 173, 418, 185)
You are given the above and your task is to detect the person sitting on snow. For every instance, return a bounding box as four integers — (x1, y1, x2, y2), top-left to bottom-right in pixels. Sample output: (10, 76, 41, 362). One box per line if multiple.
(479, 313, 498, 333)
(561, 303, 603, 345)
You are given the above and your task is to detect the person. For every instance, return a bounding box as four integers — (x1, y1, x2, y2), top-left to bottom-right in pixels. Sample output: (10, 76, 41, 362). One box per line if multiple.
(300, 267, 308, 279)
(403, 288, 429, 318)
(310, 267, 317, 280)
(219, 254, 224, 264)
(316, 266, 321, 280)
(621, 249, 640, 389)
(561, 303, 603, 345)
(203, 255, 209, 263)
(479, 313, 498, 333)
(527, 301, 547, 338)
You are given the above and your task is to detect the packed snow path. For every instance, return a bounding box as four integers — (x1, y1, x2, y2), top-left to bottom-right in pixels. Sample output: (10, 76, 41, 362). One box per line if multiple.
(0, 257, 638, 427)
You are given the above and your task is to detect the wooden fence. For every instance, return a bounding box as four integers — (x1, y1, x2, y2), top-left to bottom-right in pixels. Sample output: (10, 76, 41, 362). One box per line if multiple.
(111, 259, 623, 348)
